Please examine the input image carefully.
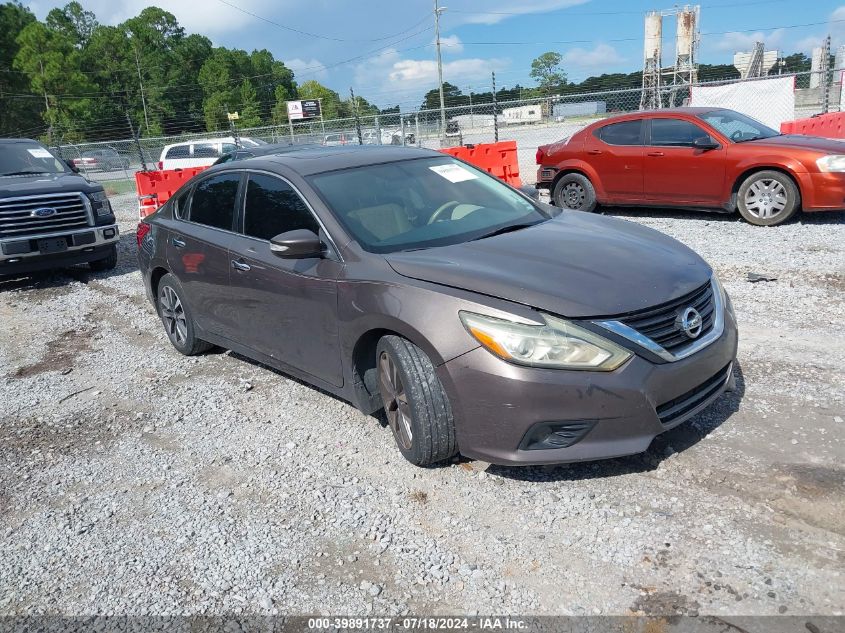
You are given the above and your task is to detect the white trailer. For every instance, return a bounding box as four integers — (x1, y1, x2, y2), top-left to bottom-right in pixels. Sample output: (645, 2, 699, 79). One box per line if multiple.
(501, 105, 542, 125)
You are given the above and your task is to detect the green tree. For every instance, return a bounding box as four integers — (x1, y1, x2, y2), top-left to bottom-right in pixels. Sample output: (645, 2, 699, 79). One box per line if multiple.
(46, 2, 97, 48)
(530, 52, 566, 95)
(271, 84, 294, 125)
(238, 78, 262, 127)
(0, 1, 38, 137)
(420, 82, 462, 110)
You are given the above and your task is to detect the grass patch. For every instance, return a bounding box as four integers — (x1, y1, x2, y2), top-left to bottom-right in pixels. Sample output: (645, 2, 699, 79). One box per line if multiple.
(102, 178, 136, 196)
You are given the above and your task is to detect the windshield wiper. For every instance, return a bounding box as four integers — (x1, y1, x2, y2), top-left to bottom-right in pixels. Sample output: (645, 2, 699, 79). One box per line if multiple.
(471, 221, 539, 242)
(0, 170, 51, 176)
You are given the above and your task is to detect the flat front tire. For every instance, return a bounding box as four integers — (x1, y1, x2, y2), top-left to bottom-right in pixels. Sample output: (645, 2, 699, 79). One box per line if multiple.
(736, 170, 800, 226)
(376, 335, 457, 467)
(156, 273, 212, 356)
(552, 173, 597, 212)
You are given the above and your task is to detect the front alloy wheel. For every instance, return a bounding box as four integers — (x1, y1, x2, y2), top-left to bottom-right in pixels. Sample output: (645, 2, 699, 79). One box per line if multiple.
(737, 170, 800, 226)
(378, 351, 413, 451)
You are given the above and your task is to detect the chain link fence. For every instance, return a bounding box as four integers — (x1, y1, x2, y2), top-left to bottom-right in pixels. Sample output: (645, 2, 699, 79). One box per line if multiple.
(50, 70, 839, 188)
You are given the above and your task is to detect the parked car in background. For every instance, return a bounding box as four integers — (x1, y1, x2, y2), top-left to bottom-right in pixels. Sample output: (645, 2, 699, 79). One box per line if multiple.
(72, 148, 131, 172)
(137, 145, 737, 467)
(322, 132, 358, 146)
(159, 137, 265, 170)
(1, 138, 119, 275)
(535, 107, 845, 226)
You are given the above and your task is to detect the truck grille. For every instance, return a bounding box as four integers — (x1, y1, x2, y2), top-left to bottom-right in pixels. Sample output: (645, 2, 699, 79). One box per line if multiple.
(0, 194, 91, 239)
(619, 281, 715, 352)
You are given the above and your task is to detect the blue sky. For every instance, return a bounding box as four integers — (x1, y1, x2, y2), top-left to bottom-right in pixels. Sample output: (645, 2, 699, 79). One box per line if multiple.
(26, 0, 845, 109)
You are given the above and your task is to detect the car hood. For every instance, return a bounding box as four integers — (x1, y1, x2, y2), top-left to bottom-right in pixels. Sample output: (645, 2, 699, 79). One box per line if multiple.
(385, 211, 711, 318)
(0, 172, 102, 197)
(749, 134, 845, 153)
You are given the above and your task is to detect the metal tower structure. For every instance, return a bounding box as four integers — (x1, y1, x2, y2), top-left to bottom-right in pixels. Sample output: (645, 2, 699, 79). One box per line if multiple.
(640, 12, 663, 109)
(640, 5, 700, 109)
(745, 42, 765, 78)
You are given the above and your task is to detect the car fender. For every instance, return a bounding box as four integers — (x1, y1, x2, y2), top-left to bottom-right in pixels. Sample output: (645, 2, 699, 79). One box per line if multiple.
(728, 155, 809, 198)
(550, 158, 608, 199)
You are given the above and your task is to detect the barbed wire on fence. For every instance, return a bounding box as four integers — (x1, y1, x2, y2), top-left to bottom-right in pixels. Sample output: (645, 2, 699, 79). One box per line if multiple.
(51, 70, 838, 187)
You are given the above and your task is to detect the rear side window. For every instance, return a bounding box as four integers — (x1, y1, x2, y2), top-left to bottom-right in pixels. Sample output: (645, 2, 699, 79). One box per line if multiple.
(597, 120, 642, 146)
(188, 173, 240, 231)
(243, 173, 319, 241)
(193, 144, 218, 158)
(165, 145, 190, 159)
(650, 118, 710, 147)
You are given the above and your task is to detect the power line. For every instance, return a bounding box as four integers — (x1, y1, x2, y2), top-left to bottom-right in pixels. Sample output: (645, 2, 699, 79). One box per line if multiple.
(449, 0, 794, 18)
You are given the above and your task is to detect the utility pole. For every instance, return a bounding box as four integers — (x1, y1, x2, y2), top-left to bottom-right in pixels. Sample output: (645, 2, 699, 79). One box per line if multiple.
(434, 0, 446, 142)
(350, 87, 363, 145)
(134, 45, 150, 134)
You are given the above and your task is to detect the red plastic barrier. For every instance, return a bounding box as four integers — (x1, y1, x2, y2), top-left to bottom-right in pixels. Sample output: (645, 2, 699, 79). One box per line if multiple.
(439, 140, 522, 187)
(780, 112, 845, 139)
(134, 167, 208, 218)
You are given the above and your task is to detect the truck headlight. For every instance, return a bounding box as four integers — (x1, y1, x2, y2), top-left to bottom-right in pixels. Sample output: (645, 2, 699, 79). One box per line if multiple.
(816, 154, 845, 172)
(87, 190, 113, 216)
(460, 311, 632, 371)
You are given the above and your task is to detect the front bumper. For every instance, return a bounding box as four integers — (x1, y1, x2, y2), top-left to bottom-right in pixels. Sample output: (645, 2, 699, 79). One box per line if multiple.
(796, 171, 845, 211)
(437, 310, 738, 466)
(0, 224, 119, 275)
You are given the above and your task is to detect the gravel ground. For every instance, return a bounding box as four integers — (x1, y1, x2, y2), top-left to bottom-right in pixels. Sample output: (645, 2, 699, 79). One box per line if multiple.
(0, 193, 843, 618)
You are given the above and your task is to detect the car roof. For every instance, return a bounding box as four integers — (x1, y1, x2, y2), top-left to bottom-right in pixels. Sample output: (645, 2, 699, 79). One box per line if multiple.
(161, 136, 241, 150)
(208, 145, 441, 177)
(0, 138, 45, 145)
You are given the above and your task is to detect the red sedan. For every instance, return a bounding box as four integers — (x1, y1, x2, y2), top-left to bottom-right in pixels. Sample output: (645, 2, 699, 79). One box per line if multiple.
(535, 107, 845, 226)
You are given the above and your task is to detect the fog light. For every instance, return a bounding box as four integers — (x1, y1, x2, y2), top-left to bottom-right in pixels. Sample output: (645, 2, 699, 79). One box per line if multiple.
(519, 421, 596, 451)
(103, 228, 116, 239)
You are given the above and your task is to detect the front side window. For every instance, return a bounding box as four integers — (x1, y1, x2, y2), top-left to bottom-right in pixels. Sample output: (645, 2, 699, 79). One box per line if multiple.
(243, 174, 319, 240)
(188, 173, 240, 231)
(597, 120, 642, 146)
(697, 110, 779, 142)
(650, 118, 711, 147)
(309, 157, 548, 254)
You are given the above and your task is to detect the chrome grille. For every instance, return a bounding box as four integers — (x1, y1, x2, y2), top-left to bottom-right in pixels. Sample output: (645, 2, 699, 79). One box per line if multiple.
(0, 194, 91, 239)
(618, 281, 715, 352)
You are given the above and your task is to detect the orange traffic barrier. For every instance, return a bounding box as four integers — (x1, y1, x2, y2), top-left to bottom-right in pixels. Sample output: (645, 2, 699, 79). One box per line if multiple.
(439, 140, 522, 187)
(780, 112, 845, 138)
(134, 167, 208, 218)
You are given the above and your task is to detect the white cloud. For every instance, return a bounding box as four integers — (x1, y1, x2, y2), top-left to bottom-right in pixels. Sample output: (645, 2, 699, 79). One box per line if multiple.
(561, 43, 624, 68)
(456, 0, 590, 25)
(438, 35, 464, 54)
(712, 29, 786, 53)
(352, 48, 510, 107)
(284, 58, 328, 81)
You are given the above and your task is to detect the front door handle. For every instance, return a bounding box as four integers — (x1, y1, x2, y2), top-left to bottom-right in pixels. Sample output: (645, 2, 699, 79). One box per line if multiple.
(172, 237, 186, 248)
(231, 259, 251, 272)
(647, 151, 665, 157)
(587, 149, 603, 155)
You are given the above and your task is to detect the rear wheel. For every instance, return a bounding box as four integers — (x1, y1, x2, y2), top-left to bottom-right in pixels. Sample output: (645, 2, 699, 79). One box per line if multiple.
(736, 170, 800, 226)
(376, 335, 457, 466)
(156, 273, 212, 355)
(553, 173, 597, 212)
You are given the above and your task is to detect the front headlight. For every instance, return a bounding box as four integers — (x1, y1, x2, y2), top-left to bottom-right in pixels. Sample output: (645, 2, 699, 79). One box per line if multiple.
(816, 154, 845, 172)
(460, 311, 632, 371)
(87, 190, 113, 216)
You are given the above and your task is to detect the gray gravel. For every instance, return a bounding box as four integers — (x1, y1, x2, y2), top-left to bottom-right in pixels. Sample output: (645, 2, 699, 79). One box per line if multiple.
(0, 193, 843, 617)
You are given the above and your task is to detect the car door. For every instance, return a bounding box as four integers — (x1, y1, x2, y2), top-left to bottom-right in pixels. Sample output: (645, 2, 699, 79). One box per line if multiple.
(586, 119, 645, 202)
(167, 172, 242, 340)
(227, 171, 344, 387)
(643, 117, 726, 205)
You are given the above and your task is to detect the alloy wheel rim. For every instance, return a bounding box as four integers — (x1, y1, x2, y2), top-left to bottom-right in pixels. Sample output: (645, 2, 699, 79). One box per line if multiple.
(562, 182, 586, 209)
(745, 179, 787, 219)
(159, 286, 188, 345)
(378, 352, 413, 451)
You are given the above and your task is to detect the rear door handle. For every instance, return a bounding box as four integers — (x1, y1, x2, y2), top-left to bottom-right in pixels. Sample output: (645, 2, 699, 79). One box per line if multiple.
(647, 151, 665, 157)
(231, 259, 251, 272)
(172, 237, 186, 248)
(587, 149, 603, 155)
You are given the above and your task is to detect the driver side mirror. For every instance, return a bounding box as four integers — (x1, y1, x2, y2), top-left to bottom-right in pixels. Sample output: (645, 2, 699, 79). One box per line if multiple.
(269, 229, 324, 259)
(65, 159, 80, 173)
(692, 136, 719, 151)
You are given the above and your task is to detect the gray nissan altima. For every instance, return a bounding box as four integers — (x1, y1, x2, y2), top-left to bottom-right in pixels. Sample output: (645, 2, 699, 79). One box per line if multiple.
(137, 145, 738, 467)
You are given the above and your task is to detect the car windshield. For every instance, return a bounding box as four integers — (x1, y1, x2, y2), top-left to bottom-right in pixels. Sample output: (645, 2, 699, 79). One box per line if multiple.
(0, 143, 68, 176)
(698, 110, 779, 143)
(309, 157, 550, 253)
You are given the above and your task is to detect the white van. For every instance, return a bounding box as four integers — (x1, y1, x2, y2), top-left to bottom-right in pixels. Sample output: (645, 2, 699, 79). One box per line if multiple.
(158, 137, 264, 170)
